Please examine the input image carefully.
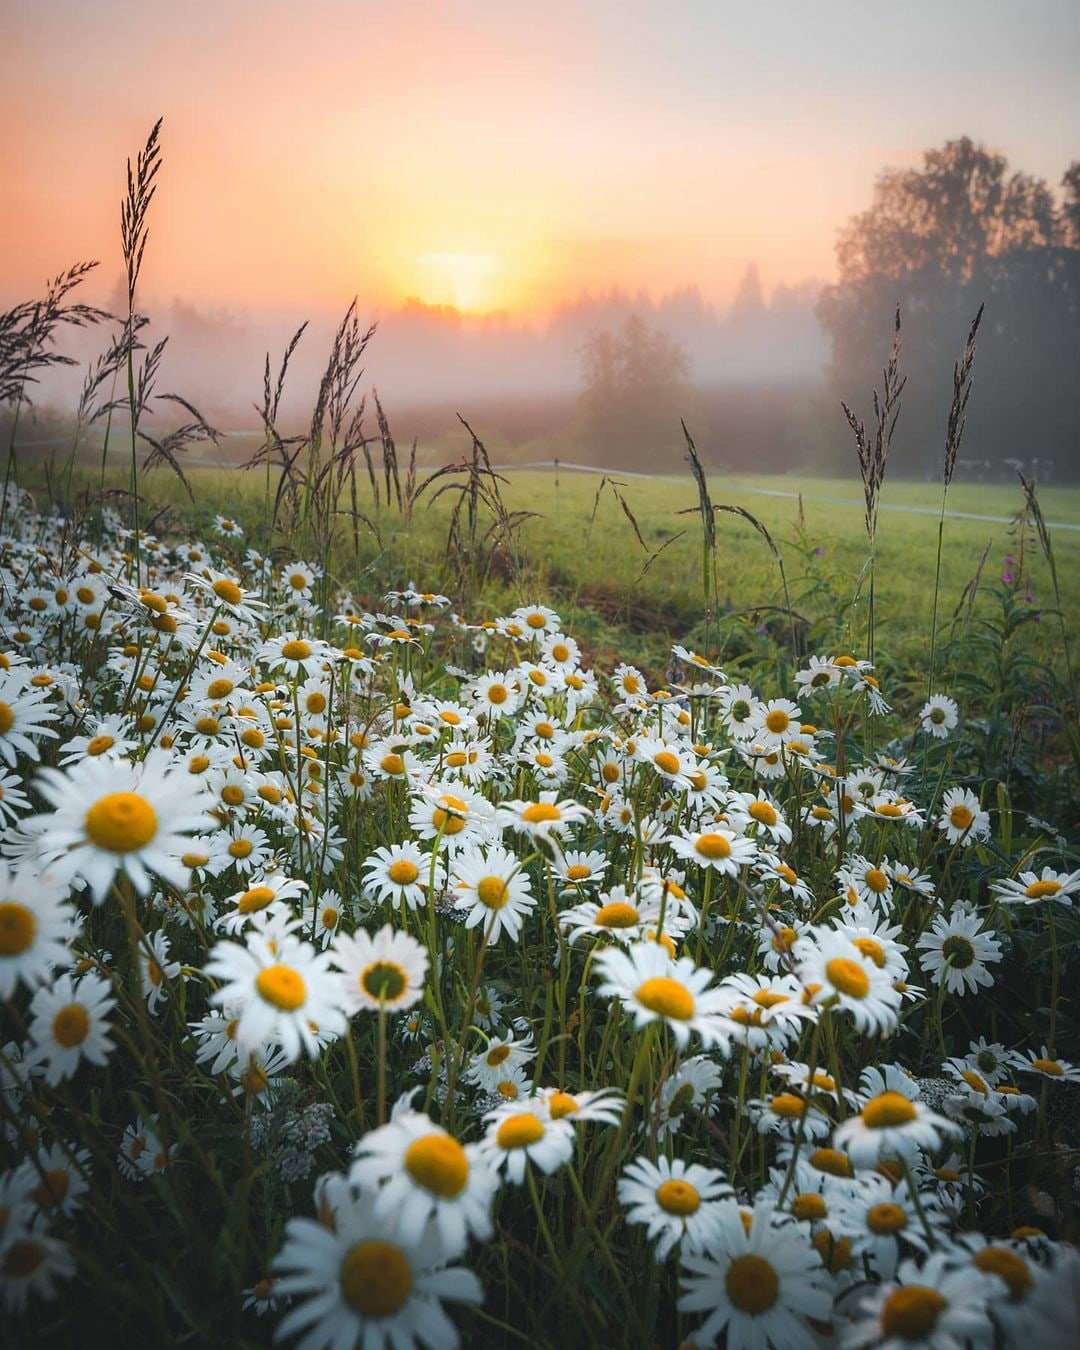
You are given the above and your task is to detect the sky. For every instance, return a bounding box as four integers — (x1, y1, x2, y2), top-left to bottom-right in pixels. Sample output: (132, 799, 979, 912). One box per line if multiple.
(2, 0, 1079, 322)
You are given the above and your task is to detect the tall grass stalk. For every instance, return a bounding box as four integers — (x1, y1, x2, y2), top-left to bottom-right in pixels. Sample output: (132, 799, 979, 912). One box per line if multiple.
(928, 304, 983, 697)
(120, 118, 163, 586)
(842, 305, 906, 662)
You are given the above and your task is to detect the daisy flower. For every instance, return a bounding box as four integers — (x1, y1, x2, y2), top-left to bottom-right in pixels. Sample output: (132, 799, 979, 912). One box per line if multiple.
(184, 569, 267, 626)
(362, 842, 445, 911)
(667, 825, 758, 876)
(409, 781, 497, 854)
(559, 886, 668, 948)
(496, 791, 591, 841)
(830, 1173, 948, 1279)
(919, 694, 959, 738)
(205, 928, 347, 1062)
(937, 786, 990, 846)
(451, 844, 536, 944)
(257, 632, 333, 680)
(594, 942, 732, 1051)
(556, 848, 609, 890)
(26, 1142, 92, 1218)
(469, 670, 522, 719)
(0, 1219, 77, 1314)
(679, 1198, 832, 1349)
(117, 1115, 173, 1181)
(991, 866, 1080, 906)
(834, 1066, 961, 1167)
(728, 791, 793, 844)
(273, 1183, 482, 1350)
(216, 874, 309, 935)
(0, 676, 60, 767)
(618, 1156, 733, 1260)
(656, 1055, 723, 1137)
(29, 750, 214, 903)
(0, 863, 74, 1000)
(840, 1251, 994, 1349)
(535, 1086, 624, 1126)
(1011, 1046, 1080, 1083)
(478, 1100, 575, 1184)
(798, 927, 902, 1036)
(751, 697, 803, 748)
(26, 970, 115, 1085)
(0, 767, 31, 827)
(916, 909, 1002, 996)
(138, 930, 182, 1013)
(464, 1030, 535, 1092)
(350, 1110, 499, 1250)
(332, 925, 428, 1016)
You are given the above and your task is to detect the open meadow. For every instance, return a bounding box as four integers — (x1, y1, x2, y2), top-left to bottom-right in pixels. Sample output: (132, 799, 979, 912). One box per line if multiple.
(4, 11, 1080, 1345)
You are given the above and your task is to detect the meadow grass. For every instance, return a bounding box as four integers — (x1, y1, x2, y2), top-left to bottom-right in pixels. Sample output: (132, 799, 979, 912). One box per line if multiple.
(44, 459, 1079, 679)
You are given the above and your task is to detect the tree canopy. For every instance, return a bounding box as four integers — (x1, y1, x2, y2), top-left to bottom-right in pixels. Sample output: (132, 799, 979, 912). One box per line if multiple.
(818, 138, 1080, 478)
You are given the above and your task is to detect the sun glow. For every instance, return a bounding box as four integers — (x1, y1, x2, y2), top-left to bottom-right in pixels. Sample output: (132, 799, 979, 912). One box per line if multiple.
(415, 251, 502, 312)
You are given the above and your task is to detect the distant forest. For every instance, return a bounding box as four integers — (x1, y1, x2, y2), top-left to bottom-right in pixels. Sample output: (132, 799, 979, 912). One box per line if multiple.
(4, 138, 1079, 481)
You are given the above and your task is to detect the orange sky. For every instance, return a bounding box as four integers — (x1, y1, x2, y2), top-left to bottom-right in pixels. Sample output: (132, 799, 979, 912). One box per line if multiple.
(2, 1, 1079, 320)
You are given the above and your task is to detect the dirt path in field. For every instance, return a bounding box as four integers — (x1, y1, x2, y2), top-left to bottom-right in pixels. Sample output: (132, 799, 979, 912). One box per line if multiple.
(497, 460, 1080, 532)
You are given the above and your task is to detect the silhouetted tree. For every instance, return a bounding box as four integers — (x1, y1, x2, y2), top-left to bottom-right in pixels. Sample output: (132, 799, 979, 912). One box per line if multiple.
(819, 138, 1080, 478)
(576, 314, 696, 469)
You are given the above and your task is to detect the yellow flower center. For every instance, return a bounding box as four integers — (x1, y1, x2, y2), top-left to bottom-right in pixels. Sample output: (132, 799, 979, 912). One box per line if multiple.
(445, 751, 467, 768)
(1032, 1057, 1063, 1076)
(594, 902, 639, 928)
(238, 886, 277, 914)
(653, 751, 681, 775)
(87, 734, 115, 756)
(221, 785, 245, 807)
(388, 860, 420, 886)
(941, 935, 976, 969)
(809, 1147, 852, 1177)
(764, 710, 790, 734)
(961, 1070, 988, 1094)
(949, 804, 975, 830)
(862, 1091, 917, 1128)
(476, 877, 509, 909)
(1, 1239, 47, 1279)
(824, 956, 869, 998)
(207, 678, 234, 700)
(380, 754, 405, 776)
(84, 792, 158, 853)
(0, 902, 36, 956)
(636, 976, 694, 1021)
(212, 579, 243, 606)
(725, 1253, 779, 1314)
(973, 1246, 1031, 1299)
(404, 1133, 469, 1198)
(867, 1202, 907, 1235)
(749, 800, 778, 826)
(255, 964, 306, 1011)
(340, 1240, 412, 1317)
(876, 803, 904, 818)
(433, 794, 468, 834)
(229, 839, 254, 858)
(865, 868, 889, 893)
(853, 937, 886, 968)
(547, 1091, 579, 1119)
(496, 1113, 545, 1149)
(32, 1169, 70, 1208)
(486, 684, 508, 705)
(772, 927, 798, 953)
(360, 961, 408, 1002)
(771, 1093, 806, 1118)
(52, 1004, 90, 1047)
(694, 832, 731, 860)
(281, 640, 312, 661)
(1024, 879, 1061, 899)
(792, 1193, 827, 1221)
(655, 1179, 700, 1215)
(881, 1286, 947, 1340)
(522, 802, 560, 823)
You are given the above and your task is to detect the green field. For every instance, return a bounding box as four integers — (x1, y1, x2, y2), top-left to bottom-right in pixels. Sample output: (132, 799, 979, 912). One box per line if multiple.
(19, 455, 1079, 677)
